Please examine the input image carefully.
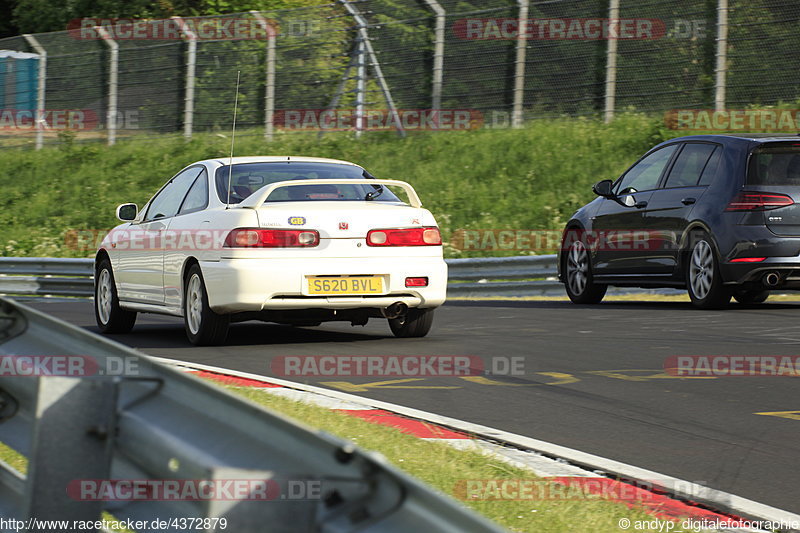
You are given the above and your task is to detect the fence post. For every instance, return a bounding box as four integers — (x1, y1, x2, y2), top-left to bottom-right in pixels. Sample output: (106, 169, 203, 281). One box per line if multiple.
(172, 17, 197, 140)
(355, 34, 366, 138)
(714, 0, 729, 111)
(21, 35, 46, 150)
(421, 0, 445, 110)
(95, 27, 118, 146)
(250, 11, 278, 142)
(604, 0, 620, 123)
(512, 0, 529, 128)
(340, 0, 406, 138)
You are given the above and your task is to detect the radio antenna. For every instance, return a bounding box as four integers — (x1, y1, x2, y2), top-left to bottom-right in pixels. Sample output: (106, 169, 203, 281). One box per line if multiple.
(225, 71, 241, 209)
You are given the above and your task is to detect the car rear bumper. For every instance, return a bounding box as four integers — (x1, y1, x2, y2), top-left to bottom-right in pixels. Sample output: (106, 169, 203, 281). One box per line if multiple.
(200, 257, 447, 313)
(719, 227, 800, 284)
(723, 258, 800, 286)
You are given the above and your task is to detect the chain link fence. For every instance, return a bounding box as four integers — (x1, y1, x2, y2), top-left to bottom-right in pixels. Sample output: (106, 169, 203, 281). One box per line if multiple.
(0, 0, 797, 149)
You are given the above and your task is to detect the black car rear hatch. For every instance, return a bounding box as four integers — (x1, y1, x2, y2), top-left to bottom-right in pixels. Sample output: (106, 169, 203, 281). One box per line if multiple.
(745, 141, 800, 235)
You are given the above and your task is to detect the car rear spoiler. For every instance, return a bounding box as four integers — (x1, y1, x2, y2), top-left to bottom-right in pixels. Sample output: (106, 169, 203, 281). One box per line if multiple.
(235, 179, 423, 209)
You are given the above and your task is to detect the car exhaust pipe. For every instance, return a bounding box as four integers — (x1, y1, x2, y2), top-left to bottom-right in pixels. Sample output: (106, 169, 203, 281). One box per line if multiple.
(763, 271, 781, 287)
(382, 302, 408, 319)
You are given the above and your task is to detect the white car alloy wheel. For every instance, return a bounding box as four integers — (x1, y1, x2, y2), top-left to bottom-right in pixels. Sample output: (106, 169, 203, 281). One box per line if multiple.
(183, 264, 230, 346)
(186, 274, 203, 336)
(566, 240, 589, 296)
(93, 259, 136, 333)
(689, 240, 713, 300)
(96, 268, 113, 325)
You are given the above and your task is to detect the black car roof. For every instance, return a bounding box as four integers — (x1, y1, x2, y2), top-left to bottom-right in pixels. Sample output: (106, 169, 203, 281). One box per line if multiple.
(666, 133, 800, 143)
(650, 134, 800, 153)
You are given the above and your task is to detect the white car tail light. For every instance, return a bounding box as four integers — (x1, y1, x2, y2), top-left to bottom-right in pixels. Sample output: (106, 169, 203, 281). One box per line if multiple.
(225, 228, 320, 248)
(367, 227, 442, 246)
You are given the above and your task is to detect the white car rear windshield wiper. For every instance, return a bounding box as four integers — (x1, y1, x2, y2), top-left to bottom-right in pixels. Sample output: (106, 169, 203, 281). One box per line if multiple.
(365, 184, 383, 201)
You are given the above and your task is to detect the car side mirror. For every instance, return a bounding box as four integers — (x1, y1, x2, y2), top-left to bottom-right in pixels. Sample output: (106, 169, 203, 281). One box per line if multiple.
(592, 179, 615, 198)
(116, 203, 138, 221)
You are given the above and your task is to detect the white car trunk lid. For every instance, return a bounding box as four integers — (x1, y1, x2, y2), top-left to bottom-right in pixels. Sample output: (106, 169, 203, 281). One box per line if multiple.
(255, 202, 434, 238)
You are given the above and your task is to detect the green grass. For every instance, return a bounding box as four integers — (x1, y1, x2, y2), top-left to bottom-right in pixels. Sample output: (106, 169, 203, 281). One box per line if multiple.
(0, 442, 132, 532)
(0, 114, 681, 258)
(0, 384, 667, 533)
(224, 385, 661, 532)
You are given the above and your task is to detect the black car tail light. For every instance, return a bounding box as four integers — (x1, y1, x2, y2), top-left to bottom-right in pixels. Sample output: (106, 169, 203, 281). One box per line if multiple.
(725, 192, 794, 211)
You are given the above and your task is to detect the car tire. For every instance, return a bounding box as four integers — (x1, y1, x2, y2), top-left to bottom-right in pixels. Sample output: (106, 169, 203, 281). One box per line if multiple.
(563, 234, 607, 304)
(389, 308, 434, 338)
(184, 264, 230, 346)
(95, 259, 137, 333)
(686, 234, 731, 309)
(733, 290, 769, 305)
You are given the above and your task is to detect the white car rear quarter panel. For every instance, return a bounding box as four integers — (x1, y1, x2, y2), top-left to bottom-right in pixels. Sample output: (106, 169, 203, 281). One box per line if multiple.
(162, 207, 260, 308)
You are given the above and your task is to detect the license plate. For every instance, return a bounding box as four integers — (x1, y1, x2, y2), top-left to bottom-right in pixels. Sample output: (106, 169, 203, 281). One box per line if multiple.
(307, 276, 383, 295)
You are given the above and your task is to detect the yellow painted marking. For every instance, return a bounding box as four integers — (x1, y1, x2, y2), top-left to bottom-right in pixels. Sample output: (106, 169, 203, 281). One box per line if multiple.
(460, 376, 530, 386)
(460, 372, 579, 386)
(755, 411, 800, 421)
(537, 372, 580, 385)
(586, 369, 716, 382)
(321, 378, 461, 393)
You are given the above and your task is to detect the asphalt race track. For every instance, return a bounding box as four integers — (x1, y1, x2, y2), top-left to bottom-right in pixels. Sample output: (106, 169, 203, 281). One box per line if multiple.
(26, 298, 800, 514)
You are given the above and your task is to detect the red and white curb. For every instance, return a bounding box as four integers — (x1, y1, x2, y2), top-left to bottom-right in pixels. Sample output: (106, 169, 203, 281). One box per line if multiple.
(151, 356, 798, 533)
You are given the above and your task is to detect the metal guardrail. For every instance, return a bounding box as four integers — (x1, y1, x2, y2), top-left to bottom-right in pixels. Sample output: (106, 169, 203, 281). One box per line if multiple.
(446, 255, 562, 297)
(0, 297, 505, 532)
(0, 258, 95, 298)
(0, 256, 565, 299)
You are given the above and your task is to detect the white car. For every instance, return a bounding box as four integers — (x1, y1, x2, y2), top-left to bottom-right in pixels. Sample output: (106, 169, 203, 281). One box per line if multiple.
(94, 156, 447, 345)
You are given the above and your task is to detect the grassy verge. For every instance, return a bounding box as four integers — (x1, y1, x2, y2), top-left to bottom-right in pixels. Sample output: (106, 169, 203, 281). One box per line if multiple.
(0, 114, 680, 258)
(0, 442, 131, 532)
(225, 385, 660, 532)
(0, 384, 662, 533)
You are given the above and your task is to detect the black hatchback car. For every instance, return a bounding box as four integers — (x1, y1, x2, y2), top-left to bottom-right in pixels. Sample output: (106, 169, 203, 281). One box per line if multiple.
(558, 134, 800, 308)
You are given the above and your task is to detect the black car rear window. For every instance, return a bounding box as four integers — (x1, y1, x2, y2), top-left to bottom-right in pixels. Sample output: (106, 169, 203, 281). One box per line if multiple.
(748, 143, 800, 186)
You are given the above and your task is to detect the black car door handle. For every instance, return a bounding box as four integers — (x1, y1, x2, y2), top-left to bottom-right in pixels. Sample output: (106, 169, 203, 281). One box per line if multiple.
(634, 200, 648, 209)
(681, 197, 696, 205)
